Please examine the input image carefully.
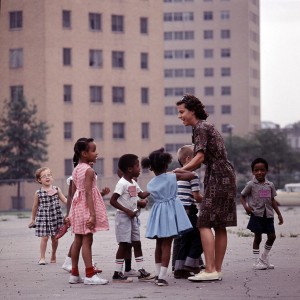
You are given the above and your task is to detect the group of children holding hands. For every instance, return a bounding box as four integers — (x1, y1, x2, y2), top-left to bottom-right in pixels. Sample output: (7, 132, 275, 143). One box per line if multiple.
(29, 138, 284, 286)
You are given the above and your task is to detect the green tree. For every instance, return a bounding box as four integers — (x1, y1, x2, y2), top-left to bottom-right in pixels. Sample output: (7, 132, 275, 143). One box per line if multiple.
(0, 97, 50, 207)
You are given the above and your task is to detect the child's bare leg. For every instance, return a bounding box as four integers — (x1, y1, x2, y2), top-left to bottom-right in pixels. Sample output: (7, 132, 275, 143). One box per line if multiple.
(40, 236, 49, 262)
(161, 237, 173, 267)
(253, 232, 262, 249)
(50, 236, 58, 263)
(71, 234, 83, 275)
(82, 233, 93, 268)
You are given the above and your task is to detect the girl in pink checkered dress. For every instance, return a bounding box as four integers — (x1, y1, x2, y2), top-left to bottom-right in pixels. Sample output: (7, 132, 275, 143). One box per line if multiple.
(67, 138, 109, 285)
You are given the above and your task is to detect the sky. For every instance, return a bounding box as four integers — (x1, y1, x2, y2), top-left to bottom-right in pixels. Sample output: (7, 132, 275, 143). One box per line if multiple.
(260, 0, 300, 127)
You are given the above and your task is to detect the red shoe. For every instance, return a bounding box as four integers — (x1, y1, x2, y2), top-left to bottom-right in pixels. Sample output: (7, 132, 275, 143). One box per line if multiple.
(55, 224, 70, 239)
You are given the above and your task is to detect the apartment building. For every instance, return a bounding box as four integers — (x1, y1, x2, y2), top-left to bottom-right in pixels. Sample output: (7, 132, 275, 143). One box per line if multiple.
(0, 0, 164, 209)
(163, 0, 261, 152)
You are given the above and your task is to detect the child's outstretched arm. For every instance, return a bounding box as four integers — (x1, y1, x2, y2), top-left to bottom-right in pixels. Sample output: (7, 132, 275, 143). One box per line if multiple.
(85, 168, 96, 229)
(57, 186, 67, 205)
(137, 191, 150, 199)
(28, 192, 39, 227)
(240, 195, 253, 215)
(272, 198, 283, 225)
(174, 171, 196, 181)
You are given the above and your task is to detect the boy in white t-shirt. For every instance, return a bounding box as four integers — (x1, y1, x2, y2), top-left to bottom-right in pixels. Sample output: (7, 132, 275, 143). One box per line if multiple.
(110, 154, 154, 282)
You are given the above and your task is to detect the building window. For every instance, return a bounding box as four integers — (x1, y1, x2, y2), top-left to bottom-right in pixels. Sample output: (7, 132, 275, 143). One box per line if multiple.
(221, 105, 231, 114)
(164, 13, 173, 22)
(141, 123, 149, 139)
(94, 158, 104, 176)
(141, 88, 149, 104)
(64, 159, 73, 176)
(9, 48, 23, 69)
(221, 48, 231, 58)
(9, 11, 22, 29)
(89, 13, 101, 31)
(203, 11, 213, 20)
(89, 49, 102, 67)
(113, 122, 125, 139)
(112, 87, 125, 103)
(164, 32, 173, 40)
(165, 106, 177, 115)
(205, 105, 214, 114)
(62, 10, 71, 28)
(64, 122, 72, 140)
(141, 53, 148, 69)
(63, 85, 72, 103)
(90, 122, 103, 140)
(220, 10, 230, 20)
(221, 67, 231, 77)
(221, 86, 231, 95)
(185, 69, 195, 77)
(112, 15, 124, 32)
(63, 48, 72, 66)
(90, 86, 103, 103)
(204, 49, 213, 58)
(221, 29, 230, 39)
(204, 87, 214, 96)
(113, 158, 119, 174)
(10, 85, 23, 101)
(164, 69, 173, 78)
(204, 30, 213, 39)
(204, 68, 214, 77)
(140, 17, 148, 34)
(174, 69, 184, 77)
(112, 51, 124, 68)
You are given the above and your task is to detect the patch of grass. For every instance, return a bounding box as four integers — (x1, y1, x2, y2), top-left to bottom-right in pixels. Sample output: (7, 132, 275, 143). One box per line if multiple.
(280, 233, 285, 237)
(0, 218, 8, 222)
(236, 231, 253, 237)
(133, 296, 147, 299)
(289, 233, 299, 238)
(17, 213, 30, 219)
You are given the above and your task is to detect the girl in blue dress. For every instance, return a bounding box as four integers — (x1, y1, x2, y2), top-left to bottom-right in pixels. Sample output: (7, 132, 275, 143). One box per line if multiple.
(142, 148, 195, 286)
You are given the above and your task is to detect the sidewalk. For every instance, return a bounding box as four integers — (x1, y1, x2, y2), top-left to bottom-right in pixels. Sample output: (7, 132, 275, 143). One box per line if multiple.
(0, 205, 299, 300)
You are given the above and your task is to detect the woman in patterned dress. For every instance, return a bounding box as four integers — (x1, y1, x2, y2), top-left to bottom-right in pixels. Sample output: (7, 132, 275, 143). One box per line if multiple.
(29, 167, 67, 265)
(176, 94, 237, 282)
(67, 138, 109, 285)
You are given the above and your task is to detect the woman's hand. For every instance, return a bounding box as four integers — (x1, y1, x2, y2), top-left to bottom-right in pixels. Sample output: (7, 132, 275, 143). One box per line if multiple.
(101, 187, 110, 197)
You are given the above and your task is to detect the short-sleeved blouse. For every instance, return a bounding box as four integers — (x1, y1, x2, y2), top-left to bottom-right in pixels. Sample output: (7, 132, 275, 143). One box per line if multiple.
(193, 120, 237, 228)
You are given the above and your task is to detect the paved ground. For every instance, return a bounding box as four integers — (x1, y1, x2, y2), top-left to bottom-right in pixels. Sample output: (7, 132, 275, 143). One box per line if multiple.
(0, 205, 300, 300)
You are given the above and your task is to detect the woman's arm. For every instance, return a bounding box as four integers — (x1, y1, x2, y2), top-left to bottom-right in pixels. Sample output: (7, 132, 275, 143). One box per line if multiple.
(181, 151, 204, 171)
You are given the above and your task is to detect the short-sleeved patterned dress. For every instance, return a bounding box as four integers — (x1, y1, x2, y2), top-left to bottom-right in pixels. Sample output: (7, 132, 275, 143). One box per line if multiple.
(69, 162, 109, 234)
(193, 120, 237, 228)
(35, 186, 64, 237)
(145, 173, 192, 239)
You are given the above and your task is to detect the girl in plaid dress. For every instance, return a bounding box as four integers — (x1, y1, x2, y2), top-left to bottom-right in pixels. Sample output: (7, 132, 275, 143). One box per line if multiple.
(67, 138, 109, 285)
(29, 167, 67, 265)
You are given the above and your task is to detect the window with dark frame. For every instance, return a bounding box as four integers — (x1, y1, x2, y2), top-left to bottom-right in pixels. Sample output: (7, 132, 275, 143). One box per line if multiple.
(112, 87, 125, 103)
(9, 11, 22, 29)
(141, 122, 149, 139)
(112, 15, 124, 32)
(63, 85, 72, 103)
(64, 122, 73, 140)
(141, 87, 149, 104)
(90, 122, 103, 140)
(89, 13, 101, 31)
(62, 10, 71, 28)
(140, 17, 148, 34)
(9, 48, 23, 69)
(90, 86, 103, 103)
(63, 48, 72, 66)
(141, 53, 148, 69)
(112, 51, 124, 68)
(10, 85, 23, 101)
(112, 122, 125, 139)
(89, 49, 102, 67)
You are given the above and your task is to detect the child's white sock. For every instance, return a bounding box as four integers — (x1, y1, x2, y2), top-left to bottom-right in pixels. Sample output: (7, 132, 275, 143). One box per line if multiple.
(158, 266, 168, 280)
(155, 263, 161, 276)
(115, 259, 124, 272)
(262, 244, 272, 257)
(253, 249, 260, 261)
(135, 256, 144, 270)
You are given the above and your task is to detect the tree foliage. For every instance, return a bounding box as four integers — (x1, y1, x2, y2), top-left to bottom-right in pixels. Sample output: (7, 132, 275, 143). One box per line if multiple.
(0, 97, 50, 181)
(225, 128, 300, 189)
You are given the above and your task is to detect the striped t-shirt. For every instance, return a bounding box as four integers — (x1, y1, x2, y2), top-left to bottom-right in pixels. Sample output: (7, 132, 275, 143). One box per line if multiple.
(177, 172, 201, 206)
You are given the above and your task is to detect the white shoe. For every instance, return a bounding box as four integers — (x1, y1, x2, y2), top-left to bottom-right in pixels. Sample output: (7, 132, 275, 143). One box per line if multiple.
(218, 272, 223, 281)
(62, 257, 72, 273)
(69, 275, 84, 284)
(253, 258, 267, 270)
(188, 271, 219, 281)
(260, 255, 275, 269)
(84, 274, 108, 285)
